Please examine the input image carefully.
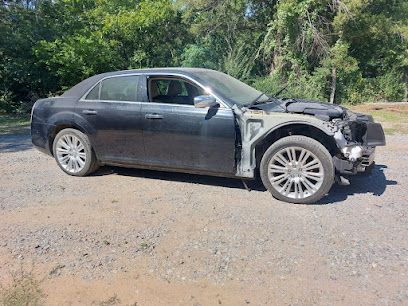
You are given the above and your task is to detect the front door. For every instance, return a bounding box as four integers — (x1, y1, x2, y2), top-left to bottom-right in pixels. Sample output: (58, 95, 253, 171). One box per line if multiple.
(141, 76, 236, 175)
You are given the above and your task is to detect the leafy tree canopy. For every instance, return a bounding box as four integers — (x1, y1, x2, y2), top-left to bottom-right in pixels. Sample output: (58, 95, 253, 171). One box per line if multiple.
(0, 0, 407, 113)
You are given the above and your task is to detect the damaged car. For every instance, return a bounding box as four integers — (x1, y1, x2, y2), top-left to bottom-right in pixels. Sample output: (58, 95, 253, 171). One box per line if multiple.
(31, 68, 386, 204)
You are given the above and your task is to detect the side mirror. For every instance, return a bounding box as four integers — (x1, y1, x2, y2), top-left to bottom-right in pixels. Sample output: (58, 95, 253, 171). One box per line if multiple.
(194, 95, 218, 108)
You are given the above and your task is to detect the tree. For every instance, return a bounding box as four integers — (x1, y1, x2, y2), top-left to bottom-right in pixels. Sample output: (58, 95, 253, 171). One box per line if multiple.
(1, 0, 407, 113)
(34, 0, 190, 88)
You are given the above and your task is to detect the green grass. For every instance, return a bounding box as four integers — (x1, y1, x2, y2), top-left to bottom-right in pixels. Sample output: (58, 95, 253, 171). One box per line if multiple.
(349, 103, 408, 135)
(371, 112, 408, 135)
(0, 115, 30, 134)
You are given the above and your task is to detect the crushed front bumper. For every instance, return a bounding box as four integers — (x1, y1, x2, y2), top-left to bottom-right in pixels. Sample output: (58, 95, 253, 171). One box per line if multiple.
(334, 146, 376, 175)
(333, 118, 385, 175)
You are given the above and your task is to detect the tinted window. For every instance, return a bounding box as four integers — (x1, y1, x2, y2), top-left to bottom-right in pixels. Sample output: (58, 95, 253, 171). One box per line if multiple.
(97, 75, 140, 102)
(85, 83, 100, 100)
(149, 78, 206, 105)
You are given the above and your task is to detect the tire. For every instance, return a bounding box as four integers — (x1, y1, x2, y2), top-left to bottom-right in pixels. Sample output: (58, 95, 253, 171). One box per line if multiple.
(52, 128, 99, 176)
(260, 135, 334, 204)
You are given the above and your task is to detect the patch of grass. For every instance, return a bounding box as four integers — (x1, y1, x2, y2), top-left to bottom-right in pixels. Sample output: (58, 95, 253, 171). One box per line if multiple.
(349, 103, 408, 135)
(0, 115, 30, 134)
(139, 242, 150, 250)
(95, 295, 138, 306)
(0, 269, 44, 306)
(98, 294, 121, 306)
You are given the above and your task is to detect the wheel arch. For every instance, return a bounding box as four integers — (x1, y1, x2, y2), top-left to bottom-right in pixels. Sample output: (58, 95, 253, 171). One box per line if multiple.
(254, 123, 339, 169)
(47, 122, 89, 156)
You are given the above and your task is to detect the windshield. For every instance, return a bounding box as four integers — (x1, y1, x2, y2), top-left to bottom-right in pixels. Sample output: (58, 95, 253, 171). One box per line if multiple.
(196, 70, 268, 107)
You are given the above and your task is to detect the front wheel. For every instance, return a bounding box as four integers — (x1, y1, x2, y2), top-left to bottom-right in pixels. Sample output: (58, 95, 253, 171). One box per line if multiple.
(52, 128, 99, 176)
(260, 135, 334, 204)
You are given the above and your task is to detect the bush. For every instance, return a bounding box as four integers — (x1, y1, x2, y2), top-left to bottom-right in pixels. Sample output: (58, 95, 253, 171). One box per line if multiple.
(252, 72, 326, 101)
(252, 69, 406, 104)
(0, 91, 20, 115)
(344, 72, 406, 104)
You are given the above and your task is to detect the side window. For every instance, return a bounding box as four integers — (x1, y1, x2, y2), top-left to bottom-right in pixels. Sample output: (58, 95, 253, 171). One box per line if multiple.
(85, 76, 140, 101)
(84, 75, 139, 102)
(85, 83, 100, 100)
(148, 78, 206, 105)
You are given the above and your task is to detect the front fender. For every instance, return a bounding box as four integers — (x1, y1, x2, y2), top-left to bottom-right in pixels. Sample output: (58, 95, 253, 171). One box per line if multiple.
(235, 112, 336, 178)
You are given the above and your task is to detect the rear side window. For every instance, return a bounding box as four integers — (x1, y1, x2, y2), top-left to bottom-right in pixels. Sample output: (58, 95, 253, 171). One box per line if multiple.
(85, 75, 140, 102)
(86, 84, 100, 100)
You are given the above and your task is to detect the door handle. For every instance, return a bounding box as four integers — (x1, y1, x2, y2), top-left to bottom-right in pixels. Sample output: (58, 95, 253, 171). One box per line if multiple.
(82, 109, 98, 115)
(145, 113, 163, 120)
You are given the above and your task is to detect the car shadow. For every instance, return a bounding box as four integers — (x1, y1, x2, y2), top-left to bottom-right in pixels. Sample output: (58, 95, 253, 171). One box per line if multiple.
(93, 164, 396, 204)
(0, 128, 32, 153)
(92, 166, 267, 191)
(317, 164, 397, 205)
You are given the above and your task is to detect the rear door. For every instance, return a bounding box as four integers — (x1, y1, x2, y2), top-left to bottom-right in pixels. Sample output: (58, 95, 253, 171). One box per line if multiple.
(75, 74, 145, 163)
(140, 75, 236, 175)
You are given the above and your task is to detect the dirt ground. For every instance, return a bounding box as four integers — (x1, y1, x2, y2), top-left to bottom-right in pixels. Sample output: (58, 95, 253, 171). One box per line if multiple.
(0, 129, 407, 305)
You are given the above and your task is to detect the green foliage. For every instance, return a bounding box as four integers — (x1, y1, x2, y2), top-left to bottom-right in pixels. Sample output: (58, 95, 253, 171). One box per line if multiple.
(0, 0, 407, 114)
(259, 0, 407, 104)
(181, 44, 219, 70)
(0, 90, 18, 114)
(347, 71, 406, 104)
(252, 72, 326, 101)
(35, 35, 120, 88)
(33, 0, 189, 89)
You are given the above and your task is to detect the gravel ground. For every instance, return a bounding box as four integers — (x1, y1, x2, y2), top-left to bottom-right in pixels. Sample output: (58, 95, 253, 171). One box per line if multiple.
(0, 131, 407, 305)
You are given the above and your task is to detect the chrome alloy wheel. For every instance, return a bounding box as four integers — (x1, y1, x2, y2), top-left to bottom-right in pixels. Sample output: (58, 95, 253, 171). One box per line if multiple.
(55, 134, 87, 174)
(267, 147, 324, 199)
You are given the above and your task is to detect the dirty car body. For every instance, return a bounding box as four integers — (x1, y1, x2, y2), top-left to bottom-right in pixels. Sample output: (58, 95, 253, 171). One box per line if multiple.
(31, 68, 386, 204)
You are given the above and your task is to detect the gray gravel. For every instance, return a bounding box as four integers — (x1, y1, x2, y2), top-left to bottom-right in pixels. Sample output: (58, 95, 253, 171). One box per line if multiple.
(0, 131, 407, 304)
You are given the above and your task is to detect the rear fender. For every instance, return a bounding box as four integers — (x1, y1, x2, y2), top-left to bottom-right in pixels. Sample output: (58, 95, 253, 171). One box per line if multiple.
(46, 112, 94, 154)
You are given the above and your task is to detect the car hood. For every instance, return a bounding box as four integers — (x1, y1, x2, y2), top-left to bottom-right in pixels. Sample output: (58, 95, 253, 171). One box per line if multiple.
(252, 98, 347, 121)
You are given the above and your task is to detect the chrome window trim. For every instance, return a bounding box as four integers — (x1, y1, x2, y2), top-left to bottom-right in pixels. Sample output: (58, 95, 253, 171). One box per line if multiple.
(79, 72, 229, 109)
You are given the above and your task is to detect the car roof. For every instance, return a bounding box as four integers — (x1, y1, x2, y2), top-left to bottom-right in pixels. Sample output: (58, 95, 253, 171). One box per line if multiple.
(61, 68, 216, 98)
(109, 67, 213, 74)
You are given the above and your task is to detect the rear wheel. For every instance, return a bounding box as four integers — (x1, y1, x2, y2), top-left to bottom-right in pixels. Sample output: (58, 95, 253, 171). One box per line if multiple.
(52, 128, 99, 176)
(260, 135, 334, 204)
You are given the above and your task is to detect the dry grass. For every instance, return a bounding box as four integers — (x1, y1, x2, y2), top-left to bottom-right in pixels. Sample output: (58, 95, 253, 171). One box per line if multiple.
(349, 103, 408, 135)
(0, 268, 44, 306)
(98, 294, 121, 306)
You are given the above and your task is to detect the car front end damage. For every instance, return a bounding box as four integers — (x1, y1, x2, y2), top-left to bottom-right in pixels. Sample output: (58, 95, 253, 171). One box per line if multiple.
(269, 98, 386, 177)
(238, 98, 386, 181)
(331, 111, 386, 176)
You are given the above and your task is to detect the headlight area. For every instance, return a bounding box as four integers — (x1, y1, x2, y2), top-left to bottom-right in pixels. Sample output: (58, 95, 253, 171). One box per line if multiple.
(333, 145, 376, 175)
(332, 120, 383, 176)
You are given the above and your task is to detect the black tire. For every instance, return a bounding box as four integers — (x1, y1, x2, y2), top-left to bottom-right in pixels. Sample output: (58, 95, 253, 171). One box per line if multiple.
(260, 135, 334, 204)
(52, 128, 99, 176)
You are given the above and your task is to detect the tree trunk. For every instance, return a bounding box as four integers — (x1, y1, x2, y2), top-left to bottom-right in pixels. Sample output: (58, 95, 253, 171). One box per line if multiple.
(330, 67, 337, 104)
(269, 52, 281, 75)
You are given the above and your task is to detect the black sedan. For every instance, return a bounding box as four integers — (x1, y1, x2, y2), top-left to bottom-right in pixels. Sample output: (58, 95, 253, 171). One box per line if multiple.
(31, 68, 385, 204)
